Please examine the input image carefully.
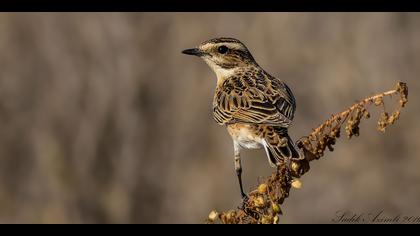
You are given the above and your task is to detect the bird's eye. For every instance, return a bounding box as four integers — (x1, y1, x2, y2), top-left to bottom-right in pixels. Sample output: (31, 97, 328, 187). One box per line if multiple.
(218, 46, 228, 54)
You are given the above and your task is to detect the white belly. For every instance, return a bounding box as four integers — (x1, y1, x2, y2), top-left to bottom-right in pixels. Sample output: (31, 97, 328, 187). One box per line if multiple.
(236, 137, 263, 149)
(227, 124, 264, 150)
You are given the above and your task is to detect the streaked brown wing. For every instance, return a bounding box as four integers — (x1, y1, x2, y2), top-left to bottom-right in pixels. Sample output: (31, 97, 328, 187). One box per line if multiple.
(213, 75, 295, 127)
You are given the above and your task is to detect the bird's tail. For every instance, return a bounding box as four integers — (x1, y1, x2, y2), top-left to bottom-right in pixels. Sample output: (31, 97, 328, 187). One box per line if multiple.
(263, 127, 303, 168)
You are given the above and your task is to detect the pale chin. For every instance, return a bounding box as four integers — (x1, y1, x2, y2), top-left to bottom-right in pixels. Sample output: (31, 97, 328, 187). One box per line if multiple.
(202, 58, 236, 79)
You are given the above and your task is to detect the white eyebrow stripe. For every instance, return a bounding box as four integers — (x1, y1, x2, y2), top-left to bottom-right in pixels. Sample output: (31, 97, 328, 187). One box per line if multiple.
(221, 42, 244, 50)
(200, 42, 245, 51)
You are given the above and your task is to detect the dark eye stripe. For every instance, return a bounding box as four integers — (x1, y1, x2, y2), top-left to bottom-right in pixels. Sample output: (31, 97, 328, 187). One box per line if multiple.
(235, 49, 254, 62)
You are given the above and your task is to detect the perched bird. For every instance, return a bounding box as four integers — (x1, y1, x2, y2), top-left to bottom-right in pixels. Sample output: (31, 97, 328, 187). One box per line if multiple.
(182, 37, 303, 199)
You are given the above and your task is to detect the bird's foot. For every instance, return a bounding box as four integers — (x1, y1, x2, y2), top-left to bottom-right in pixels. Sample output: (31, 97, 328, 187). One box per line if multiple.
(239, 193, 249, 210)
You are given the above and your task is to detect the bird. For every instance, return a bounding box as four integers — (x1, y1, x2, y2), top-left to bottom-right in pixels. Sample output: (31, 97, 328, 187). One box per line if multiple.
(182, 37, 303, 199)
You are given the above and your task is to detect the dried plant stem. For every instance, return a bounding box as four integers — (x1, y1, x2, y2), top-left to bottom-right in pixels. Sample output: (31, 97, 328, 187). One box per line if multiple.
(297, 81, 408, 163)
(312, 90, 395, 139)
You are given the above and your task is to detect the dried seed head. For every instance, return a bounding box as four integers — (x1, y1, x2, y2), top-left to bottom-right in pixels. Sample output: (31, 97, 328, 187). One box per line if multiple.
(330, 128, 340, 138)
(208, 210, 218, 221)
(291, 159, 310, 177)
(225, 210, 235, 221)
(258, 184, 268, 194)
(377, 122, 386, 133)
(273, 215, 280, 224)
(254, 196, 265, 208)
(374, 96, 384, 106)
(364, 110, 370, 119)
(377, 112, 390, 133)
(291, 161, 300, 174)
(291, 179, 302, 189)
(396, 81, 408, 107)
(388, 110, 400, 124)
(272, 203, 281, 214)
(261, 216, 272, 224)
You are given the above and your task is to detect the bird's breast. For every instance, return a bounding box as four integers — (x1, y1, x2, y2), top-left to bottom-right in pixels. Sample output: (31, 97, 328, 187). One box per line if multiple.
(227, 123, 264, 149)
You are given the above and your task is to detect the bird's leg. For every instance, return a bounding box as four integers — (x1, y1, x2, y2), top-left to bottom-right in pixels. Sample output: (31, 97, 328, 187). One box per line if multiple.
(234, 141, 247, 200)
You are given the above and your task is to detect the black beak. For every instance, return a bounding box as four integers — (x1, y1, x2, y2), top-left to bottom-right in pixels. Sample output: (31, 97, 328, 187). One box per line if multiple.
(182, 48, 203, 56)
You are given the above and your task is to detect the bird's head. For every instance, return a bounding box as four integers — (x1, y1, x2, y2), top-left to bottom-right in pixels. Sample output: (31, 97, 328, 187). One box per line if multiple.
(182, 37, 257, 78)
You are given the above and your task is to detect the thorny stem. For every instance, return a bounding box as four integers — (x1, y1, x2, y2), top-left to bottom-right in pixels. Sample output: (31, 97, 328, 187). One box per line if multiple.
(206, 82, 408, 224)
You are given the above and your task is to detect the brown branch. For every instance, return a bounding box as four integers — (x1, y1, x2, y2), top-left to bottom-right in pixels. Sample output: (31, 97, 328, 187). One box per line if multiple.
(296, 81, 408, 163)
(206, 82, 408, 224)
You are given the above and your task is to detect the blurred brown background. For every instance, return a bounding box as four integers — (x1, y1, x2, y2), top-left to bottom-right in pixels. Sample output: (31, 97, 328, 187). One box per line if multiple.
(0, 13, 419, 223)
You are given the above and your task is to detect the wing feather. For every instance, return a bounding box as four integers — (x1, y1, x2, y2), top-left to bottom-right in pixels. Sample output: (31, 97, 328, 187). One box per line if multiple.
(213, 71, 296, 127)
